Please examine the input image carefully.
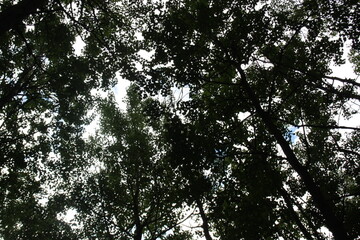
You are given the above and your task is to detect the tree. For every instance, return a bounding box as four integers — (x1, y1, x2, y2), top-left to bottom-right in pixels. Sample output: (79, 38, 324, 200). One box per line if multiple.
(1, 0, 359, 239)
(67, 86, 191, 240)
(0, 0, 47, 37)
(136, 0, 360, 239)
(0, 1, 139, 238)
(0, 0, 139, 169)
(163, 113, 217, 240)
(0, 169, 77, 239)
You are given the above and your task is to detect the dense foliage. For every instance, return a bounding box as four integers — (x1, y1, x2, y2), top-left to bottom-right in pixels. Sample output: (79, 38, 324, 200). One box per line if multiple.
(0, 0, 359, 239)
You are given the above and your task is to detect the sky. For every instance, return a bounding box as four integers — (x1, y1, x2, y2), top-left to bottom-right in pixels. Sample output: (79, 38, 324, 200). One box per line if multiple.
(330, 43, 359, 130)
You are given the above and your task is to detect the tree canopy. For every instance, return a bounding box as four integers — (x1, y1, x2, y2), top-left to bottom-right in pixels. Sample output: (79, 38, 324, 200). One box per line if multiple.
(0, 0, 359, 239)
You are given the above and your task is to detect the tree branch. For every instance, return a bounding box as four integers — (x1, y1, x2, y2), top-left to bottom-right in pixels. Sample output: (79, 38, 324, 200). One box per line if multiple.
(235, 65, 349, 240)
(0, 0, 48, 37)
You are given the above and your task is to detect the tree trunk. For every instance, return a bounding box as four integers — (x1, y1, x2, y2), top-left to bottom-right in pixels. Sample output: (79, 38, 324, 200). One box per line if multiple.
(235, 66, 349, 240)
(279, 187, 315, 240)
(195, 198, 212, 240)
(134, 225, 143, 240)
(0, 0, 48, 37)
(132, 178, 143, 240)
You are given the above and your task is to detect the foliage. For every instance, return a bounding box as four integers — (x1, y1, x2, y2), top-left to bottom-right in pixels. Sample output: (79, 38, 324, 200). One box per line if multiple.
(136, 0, 360, 239)
(0, 0, 139, 238)
(0, 0, 359, 239)
(67, 86, 191, 240)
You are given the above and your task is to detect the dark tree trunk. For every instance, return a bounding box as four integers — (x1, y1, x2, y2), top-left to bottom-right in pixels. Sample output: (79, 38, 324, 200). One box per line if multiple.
(235, 66, 349, 240)
(279, 187, 316, 240)
(132, 178, 143, 240)
(134, 225, 143, 240)
(195, 198, 212, 240)
(0, 0, 48, 37)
